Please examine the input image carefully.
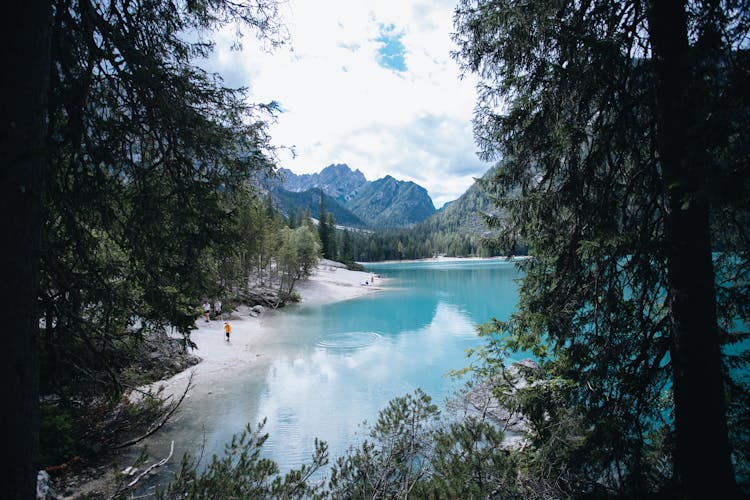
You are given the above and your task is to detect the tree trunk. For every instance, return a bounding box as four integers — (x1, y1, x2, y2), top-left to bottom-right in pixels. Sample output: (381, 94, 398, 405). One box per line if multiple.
(647, 1, 738, 497)
(0, 1, 52, 497)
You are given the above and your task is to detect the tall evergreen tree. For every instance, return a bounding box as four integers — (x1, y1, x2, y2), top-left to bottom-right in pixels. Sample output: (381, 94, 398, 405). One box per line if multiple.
(454, 0, 749, 496)
(342, 228, 353, 263)
(318, 192, 330, 259)
(2, 0, 286, 492)
(1, 2, 52, 496)
(326, 213, 338, 261)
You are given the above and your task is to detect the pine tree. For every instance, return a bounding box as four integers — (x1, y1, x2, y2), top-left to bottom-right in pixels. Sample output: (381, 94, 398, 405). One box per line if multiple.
(318, 192, 330, 259)
(326, 213, 338, 261)
(2, 0, 287, 492)
(342, 229, 353, 263)
(1, 2, 52, 496)
(454, 0, 749, 496)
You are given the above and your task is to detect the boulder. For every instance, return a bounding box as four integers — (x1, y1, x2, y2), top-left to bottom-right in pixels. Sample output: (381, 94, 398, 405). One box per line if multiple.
(37, 470, 57, 499)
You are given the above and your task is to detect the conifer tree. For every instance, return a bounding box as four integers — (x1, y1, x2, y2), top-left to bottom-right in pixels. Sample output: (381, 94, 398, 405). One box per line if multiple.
(2, 0, 287, 493)
(326, 213, 338, 261)
(318, 192, 330, 259)
(454, 0, 749, 496)
(1, 2, 52, 496)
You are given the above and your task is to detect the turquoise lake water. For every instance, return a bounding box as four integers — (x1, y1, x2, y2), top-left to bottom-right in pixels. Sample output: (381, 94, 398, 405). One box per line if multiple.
(142, 258, 523, 479)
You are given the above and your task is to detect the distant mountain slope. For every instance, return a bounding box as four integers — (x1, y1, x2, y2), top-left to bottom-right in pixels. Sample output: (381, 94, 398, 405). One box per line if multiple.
(270, 186, 367, 227)
(418, 166, 500, 235)
(279, 164, 367, 203)
(345, 175, 436, 228)
(277, 163, 437, 229)
(345, 168, 505, 261)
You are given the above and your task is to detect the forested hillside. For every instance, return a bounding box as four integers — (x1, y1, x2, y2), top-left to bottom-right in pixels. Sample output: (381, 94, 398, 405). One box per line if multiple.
(345, 175, 436, 228)
(422, 166, 500, 235)
(343, 167, 507, 261)
(270, 186, 367, 227)
(8, 0, 748, 498)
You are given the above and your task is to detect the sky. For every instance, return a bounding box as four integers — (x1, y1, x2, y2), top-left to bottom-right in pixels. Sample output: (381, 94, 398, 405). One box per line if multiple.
(203, 0, 490, 208)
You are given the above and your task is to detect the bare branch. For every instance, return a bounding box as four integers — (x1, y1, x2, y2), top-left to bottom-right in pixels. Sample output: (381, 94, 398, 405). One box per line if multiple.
(114, 370, 194, 449)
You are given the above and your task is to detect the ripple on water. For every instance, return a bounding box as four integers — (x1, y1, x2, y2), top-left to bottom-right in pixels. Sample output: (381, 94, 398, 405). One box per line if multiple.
(316, 331, 382, 351)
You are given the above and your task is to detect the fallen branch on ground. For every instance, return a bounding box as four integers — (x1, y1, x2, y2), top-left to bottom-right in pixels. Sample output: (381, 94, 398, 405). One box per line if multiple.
(113, 370, 194, 449)
(126, 440, 174, 489)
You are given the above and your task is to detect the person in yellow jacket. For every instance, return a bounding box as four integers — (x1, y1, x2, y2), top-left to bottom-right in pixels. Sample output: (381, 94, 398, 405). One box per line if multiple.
(224, 321, 231, 341)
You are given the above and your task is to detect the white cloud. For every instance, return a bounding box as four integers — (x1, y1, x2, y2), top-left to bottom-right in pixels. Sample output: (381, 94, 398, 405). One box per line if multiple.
(201, 0, 490, 206)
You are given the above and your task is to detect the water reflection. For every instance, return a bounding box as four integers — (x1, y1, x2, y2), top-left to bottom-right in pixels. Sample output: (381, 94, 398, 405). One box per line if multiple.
(256, 301, 480, 473)
(135, 259, 523, 482)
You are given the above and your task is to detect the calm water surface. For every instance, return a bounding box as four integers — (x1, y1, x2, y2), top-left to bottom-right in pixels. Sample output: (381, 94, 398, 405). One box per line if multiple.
(144, 259, 523, 479)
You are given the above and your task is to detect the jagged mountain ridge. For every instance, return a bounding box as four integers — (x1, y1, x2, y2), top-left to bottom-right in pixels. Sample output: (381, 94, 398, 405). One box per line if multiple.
(279, 164, 367, 204)
(278, 164, 436, 228)
(345, 175, 436, 228)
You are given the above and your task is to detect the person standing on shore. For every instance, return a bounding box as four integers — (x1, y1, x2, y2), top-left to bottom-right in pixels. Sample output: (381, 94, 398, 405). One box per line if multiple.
(202, 300, 211, 322)
(224, 321, 231, 341)
(214, 298, 222, 321)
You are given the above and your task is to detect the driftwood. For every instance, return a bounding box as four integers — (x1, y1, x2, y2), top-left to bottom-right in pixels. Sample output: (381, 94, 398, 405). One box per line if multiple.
(126, 440, 174, 488)
(108, 441, 175, 499)
(114, 371, 194, 449)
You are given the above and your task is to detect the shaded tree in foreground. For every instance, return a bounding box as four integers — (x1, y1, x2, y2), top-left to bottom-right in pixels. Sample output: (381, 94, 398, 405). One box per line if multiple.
(454, 0, 749, 497)
(0, 1, 52, 497)
(3, 0, 287, 495)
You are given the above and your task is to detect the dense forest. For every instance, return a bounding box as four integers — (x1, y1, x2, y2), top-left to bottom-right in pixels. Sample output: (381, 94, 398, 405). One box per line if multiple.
(341, 166, 523, 261)
(2, 0, 749, 498)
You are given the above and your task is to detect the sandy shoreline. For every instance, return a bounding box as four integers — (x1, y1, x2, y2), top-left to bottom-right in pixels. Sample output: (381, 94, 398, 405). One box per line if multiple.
(147, 260, 386, 399)
(145, 257, 524, 399)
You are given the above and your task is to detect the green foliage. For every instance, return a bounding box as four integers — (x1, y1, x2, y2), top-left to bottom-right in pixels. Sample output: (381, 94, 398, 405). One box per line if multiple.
(159, 419, 328, 499)
(344, 176, 436, 228)
(40, 404, 80, 467)
(328, 389, 439, 498)
(453, 0, 750, 495)
(314, 196, 340, 261)
(40, 0, 285, 401)
(429, 416, 519, 498)
(40, 388, 167, 469)
(276, 225, 321, 295)
(348, 168, 511, 261)
(271, 187, 366, 227)
(318, 194, 331, 260)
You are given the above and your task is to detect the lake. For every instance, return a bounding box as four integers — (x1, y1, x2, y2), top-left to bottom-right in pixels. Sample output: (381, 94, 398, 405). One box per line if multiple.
(141, 258, 523, 481)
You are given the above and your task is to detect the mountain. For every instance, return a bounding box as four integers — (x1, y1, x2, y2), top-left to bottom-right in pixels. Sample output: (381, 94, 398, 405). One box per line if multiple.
(345, 175, 436, 228)
(343, 167, 504, 261)
(279, 164, 367, 203)
(277, 164, 437, 229)
(270, 187, 367, 227)
(418, 166, 501, 235)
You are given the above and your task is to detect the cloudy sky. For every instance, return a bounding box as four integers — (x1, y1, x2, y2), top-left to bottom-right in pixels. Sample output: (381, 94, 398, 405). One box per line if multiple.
(204, 0, 490, 208)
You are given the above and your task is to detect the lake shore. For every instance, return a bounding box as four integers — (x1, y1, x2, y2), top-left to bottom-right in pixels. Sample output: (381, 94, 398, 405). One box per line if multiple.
(147, 259, 386, 400)
(54, 260, 385, 498)
(365, 255, 530, 265)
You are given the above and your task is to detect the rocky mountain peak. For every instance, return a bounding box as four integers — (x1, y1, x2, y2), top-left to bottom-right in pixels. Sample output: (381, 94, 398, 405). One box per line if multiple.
(276, 164, 436, 228)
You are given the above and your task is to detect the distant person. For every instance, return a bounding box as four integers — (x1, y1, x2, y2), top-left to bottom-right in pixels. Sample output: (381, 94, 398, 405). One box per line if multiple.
(214, 299, 222, 321)
(224, 321, 231, 341)
(202, 301, 211, 322)
(371, 274, 375, 284)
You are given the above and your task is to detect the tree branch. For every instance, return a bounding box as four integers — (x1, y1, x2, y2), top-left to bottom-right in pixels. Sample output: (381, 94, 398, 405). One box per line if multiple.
(113, 370, 194, 449)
